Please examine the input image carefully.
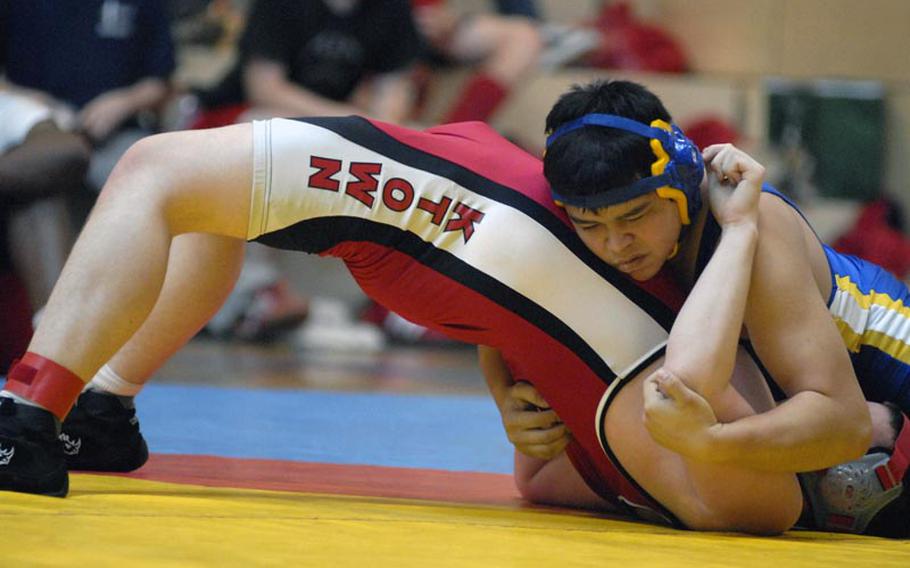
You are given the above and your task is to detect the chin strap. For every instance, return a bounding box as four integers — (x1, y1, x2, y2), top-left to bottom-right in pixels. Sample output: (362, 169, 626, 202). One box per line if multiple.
(800, 406, 910, 536)
(668, 221, 694, 261)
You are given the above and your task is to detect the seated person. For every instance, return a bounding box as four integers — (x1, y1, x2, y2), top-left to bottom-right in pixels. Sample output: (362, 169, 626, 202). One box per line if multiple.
(412, 0, 542, 124)
(0, 91, 89, 369)
(1, 0, 175, 191)
(188, 0, 423, 339)
(192, 0, 421, 127)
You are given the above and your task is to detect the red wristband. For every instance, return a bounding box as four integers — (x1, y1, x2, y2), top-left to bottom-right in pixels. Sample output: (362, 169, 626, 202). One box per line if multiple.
(4, 352, 86, 420)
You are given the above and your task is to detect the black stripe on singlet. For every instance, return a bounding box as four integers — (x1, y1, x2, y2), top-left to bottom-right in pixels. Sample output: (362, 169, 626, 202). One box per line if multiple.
(292, 116, 677, 333)
(255, 216, 620, 384)
(594, 346, 685, 528)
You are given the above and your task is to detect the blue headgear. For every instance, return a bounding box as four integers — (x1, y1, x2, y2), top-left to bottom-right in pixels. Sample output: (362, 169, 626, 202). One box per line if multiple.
(545, 114, 705, 225)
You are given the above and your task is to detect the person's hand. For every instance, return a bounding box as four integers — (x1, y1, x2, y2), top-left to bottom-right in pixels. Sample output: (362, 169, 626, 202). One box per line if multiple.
(500, 381, 570, 460)
(78, 90, 135, 141)
(702, 144, 765, 228)
(642, 369, 720, 461)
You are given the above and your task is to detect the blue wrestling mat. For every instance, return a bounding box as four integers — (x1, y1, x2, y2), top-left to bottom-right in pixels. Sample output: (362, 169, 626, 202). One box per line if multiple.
(137, 384, 514, 473)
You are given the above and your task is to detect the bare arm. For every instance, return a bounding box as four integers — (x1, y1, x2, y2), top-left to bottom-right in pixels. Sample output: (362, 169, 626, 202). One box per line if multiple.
(612, 356, 803, 534)
(662, 224, 757, 402)
(478, 346, 608, 510)
(642, 144, 764, 460)
(477, 346, 569, 460)
(704, 195, 871, 471)
(365, 70, 415, 124)
(78, 77, 170, 141)
(662, 145, 765, 402)
(645, 147, 871, 472)
(513, 450, 614, 511)
(478, 345, 550, 490)
(478, 345, 513, 410)
(243, 59, 361, 118)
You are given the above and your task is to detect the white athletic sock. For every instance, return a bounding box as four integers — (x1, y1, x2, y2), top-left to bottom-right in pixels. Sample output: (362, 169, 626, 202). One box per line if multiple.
(86, 365, 144, 397)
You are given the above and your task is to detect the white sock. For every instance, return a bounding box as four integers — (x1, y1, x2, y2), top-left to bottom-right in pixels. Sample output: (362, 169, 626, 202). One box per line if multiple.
(86, 365, 144, 397)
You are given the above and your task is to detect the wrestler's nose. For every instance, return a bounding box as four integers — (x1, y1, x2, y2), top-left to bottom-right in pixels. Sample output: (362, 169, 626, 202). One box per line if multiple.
(604, 227, 634, 255)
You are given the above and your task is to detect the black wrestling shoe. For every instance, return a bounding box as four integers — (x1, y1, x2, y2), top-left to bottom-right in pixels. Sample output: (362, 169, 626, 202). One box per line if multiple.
(863, 472, 910, 538)
(60, 390, 149, 472)
(0, 397, 68, 497)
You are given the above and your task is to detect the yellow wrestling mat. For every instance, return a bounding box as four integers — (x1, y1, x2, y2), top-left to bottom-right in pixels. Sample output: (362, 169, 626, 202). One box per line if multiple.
(2, 474, 909, 567)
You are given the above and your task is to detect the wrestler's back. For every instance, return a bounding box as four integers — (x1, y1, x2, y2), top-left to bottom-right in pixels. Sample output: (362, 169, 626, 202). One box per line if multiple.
(248, 116, 683, 520)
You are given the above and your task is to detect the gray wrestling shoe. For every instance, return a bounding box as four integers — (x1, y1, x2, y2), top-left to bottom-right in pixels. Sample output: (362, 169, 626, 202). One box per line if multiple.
(801, 407, 910, 538)
(60, 390, 149, 472)
(801, 452, 908, 537)
(0, 397, 68, 497)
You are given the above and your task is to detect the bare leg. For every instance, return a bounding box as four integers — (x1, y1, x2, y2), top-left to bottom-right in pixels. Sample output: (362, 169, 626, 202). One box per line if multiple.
(28, 124, 254, 381)
(511, 348, 797, 531)
(607, 355, 803, 534)
(106, 233, 245, 383)
(514, 450, 614, 512)
(8, 197, 75, 308)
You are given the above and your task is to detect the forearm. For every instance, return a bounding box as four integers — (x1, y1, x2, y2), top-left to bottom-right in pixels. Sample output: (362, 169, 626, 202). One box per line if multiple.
(244, 68, 358, 118)
(707, 389, 870, 471)
(665, 222, 757, 402)
(514, 449, 551, 486)
(478, 345, 514, 410)
(118, 77, 170, 115)
(367, 72, 415, 124)
(259, 84, 357, 117)
(514, 450, 614, 511)
(710, 194, 872, 471)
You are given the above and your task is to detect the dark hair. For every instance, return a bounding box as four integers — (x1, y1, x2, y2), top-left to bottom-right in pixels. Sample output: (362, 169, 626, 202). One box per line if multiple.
(543, 80, 672, 201)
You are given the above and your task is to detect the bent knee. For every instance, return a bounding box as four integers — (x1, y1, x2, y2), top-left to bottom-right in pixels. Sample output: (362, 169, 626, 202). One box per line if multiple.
(98, 132, 172, 201)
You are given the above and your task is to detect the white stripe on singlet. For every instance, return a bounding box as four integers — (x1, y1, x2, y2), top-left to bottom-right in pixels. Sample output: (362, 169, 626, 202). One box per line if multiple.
(250, 117, 668, 383)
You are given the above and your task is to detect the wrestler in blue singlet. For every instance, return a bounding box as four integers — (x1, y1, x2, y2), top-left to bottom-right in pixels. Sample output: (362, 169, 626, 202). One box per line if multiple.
(701, 185, 910, 413)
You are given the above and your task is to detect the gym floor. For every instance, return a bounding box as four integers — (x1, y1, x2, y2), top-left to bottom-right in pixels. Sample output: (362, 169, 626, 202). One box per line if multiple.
(3, 339, 909, 566)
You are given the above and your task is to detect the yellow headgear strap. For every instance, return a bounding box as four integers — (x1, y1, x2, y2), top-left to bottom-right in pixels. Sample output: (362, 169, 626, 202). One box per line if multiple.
(649, 119, 691, 225)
